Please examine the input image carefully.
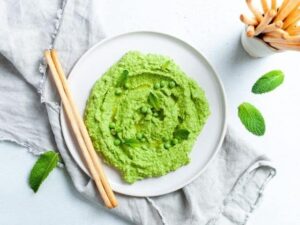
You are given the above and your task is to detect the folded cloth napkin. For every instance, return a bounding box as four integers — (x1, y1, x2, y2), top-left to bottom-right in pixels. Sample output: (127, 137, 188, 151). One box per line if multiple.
(0, 0, 276, 224)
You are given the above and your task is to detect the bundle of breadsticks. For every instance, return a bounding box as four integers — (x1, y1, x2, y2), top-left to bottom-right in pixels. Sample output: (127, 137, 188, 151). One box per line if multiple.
(240, 0, 300, 51)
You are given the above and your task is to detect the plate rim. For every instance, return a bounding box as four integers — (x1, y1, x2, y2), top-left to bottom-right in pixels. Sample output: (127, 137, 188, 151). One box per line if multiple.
(60, 30, 228, 197)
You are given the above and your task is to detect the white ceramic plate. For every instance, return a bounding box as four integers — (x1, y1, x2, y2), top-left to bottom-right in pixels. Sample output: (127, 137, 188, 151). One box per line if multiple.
(60, 31, 227, 197)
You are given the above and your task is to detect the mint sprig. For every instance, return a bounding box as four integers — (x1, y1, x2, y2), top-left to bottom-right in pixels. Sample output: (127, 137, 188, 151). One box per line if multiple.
(173, 128, 190, 140)
(148, 92, 160, 109)
(123, 138, 140, 147)
(116, 70, 129, 87)
(238, 102, 265, 136)
(29, 151, 59, 193)
(252, 70, 284, 94)
(161, 60, 171, 70)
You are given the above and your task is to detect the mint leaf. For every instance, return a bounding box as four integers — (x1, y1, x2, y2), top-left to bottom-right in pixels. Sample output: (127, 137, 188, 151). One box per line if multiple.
(29, 151, 59, 193)
(173, 129, 190, 140)
(116, 70, 128, 87)
(238, 102, 265, 136)
(148, 92, 160, 109)
(123, 138, 139, 147)
(161, 60, 171, 70)
(252, 70, 284, 94)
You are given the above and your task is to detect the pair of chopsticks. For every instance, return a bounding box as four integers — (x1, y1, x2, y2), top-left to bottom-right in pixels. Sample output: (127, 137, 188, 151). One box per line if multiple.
(240, 0, 300, 51)
(44, 49, 118, 208)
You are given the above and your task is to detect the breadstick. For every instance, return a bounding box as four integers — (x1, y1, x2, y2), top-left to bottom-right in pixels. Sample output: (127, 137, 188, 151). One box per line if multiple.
(246, 0, 264, 22)
(261, 0, 270, 13)
(285, 2, 300, 18)
(277, 0, 290, 15)
(255, 10, 277, 35)
(247, 25, 256, 37)
(286, 25, 300, 35)
(264, 33, 300, 44)
(263, 35, 287, 43)
(275, 20, 284, 28)
(271, 0, 277, 10)
(275, 0, 300, 22)
(262, 21, 283, 33)
(286, 19, 300, 29)
(265, 28, 289, 37)
(283, 33, 300, 42)
(240, 14, 259, 25)
(283, 9, 300, 28)
(283, 13, 300, 28)
(270, 42, 300, 50)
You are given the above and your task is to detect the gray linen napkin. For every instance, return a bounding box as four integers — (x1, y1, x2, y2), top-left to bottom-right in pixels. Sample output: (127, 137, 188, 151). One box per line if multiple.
(0, 0, 276, 224)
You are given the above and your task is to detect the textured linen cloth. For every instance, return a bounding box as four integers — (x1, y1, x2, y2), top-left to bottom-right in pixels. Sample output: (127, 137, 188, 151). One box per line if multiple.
(0, 1, 276, 224)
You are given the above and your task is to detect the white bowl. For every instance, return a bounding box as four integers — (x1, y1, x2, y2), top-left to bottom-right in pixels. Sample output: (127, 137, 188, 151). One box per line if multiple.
(241, 29, 283, 58)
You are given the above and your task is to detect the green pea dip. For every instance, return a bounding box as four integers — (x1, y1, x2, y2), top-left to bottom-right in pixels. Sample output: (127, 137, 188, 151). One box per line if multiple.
(84, 51, 210, 183)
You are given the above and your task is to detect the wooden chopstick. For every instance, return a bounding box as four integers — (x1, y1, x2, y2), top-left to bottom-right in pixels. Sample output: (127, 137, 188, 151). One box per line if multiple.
(44, 50, 117, 208)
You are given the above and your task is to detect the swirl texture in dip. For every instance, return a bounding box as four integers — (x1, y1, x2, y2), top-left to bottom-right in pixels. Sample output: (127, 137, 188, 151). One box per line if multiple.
(84, 51, 210, 183)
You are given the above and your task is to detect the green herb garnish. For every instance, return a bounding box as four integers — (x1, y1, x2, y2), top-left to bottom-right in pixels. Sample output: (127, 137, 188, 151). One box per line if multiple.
(29, 151, 59, 193)
(238, 102, 265, 136)
(161, 60, 171, 70)
(116, 70, 129, 87)
(252, 70, 284, 94)
(148, 92, 160, 109)
(173, 129, 190, 140)
(123, 138, 140, 147)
